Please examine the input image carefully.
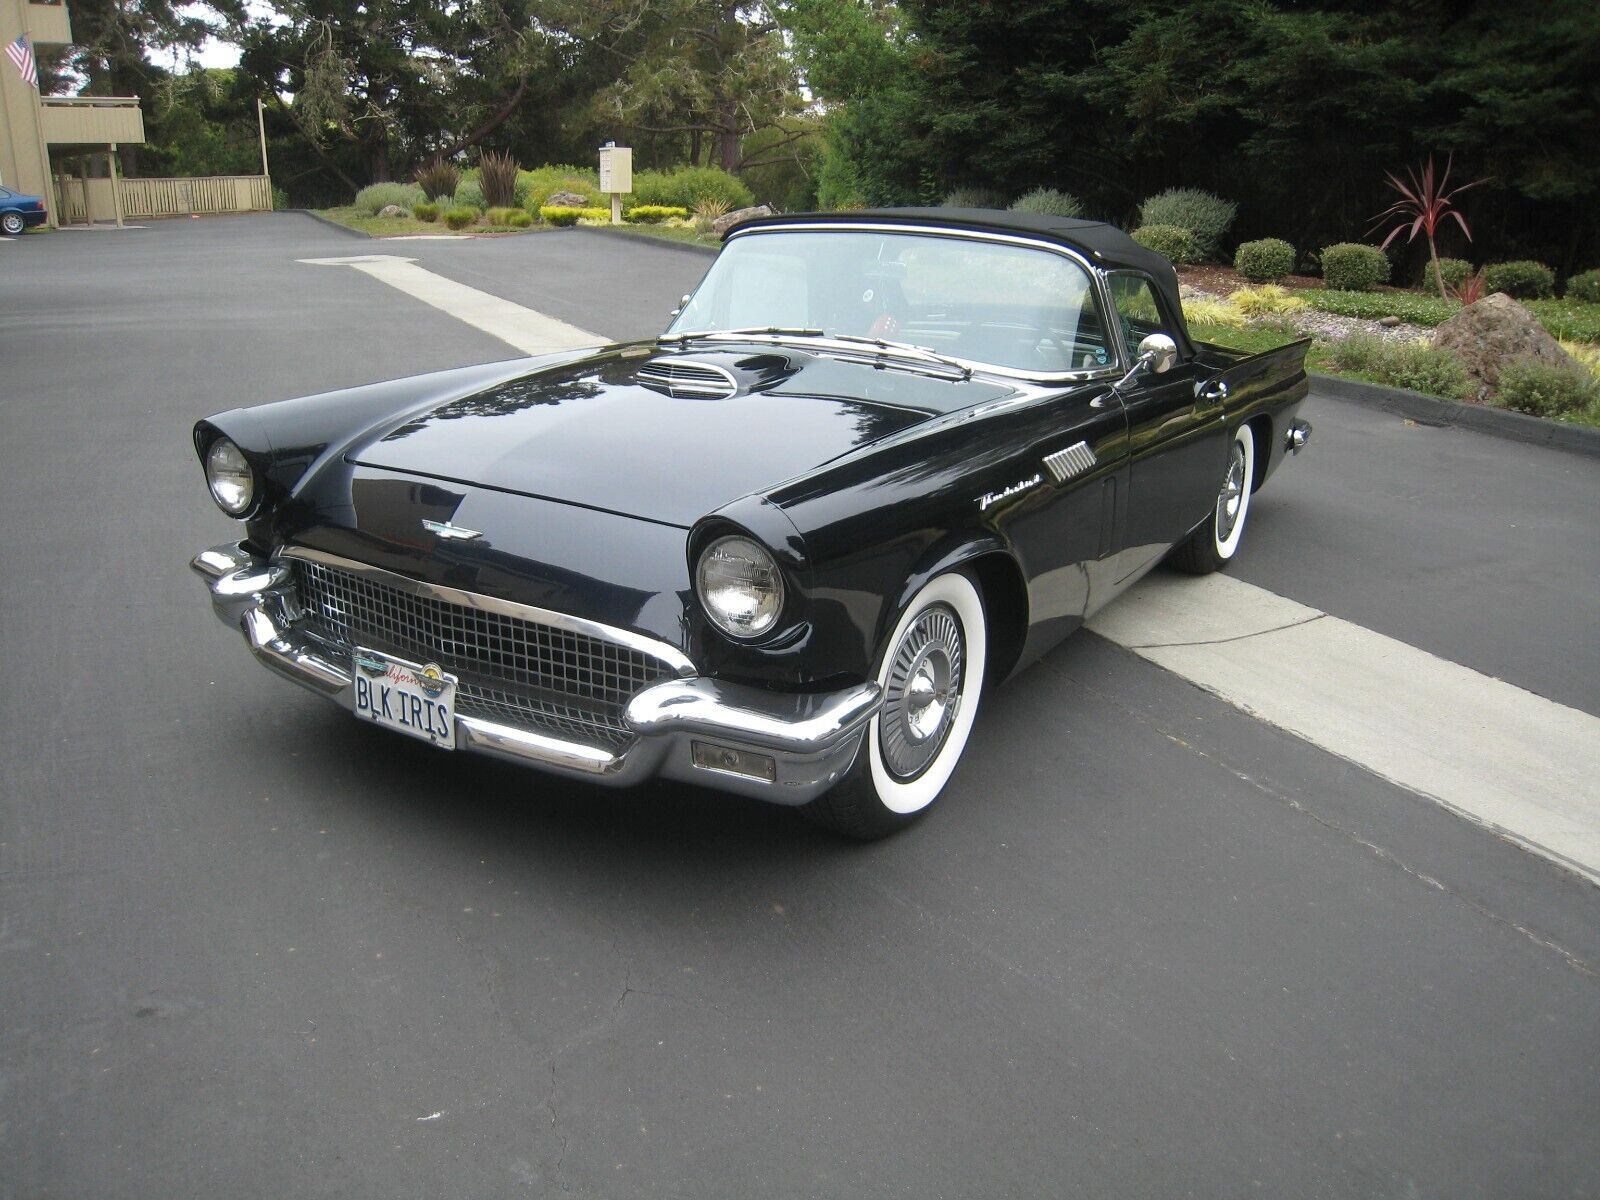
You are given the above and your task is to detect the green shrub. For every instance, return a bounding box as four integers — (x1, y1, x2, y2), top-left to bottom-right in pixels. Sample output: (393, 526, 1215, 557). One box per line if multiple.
(942, 187, 1008, 209)
(506, 209, 532, 228)
(1483, 260, 1555, 298)
(1130, 224, 1199, 264)
(452, 180, 485, 211)
(1422, 257, 1473, 294)
(1234, 238, 1296, 283)
(519, 165, 603, 211)
(1306, 290, 1458, 326)
(444, 206, 478, 230)
(1526, 299, 1600, 343)
(271, 185, 288, 211)
(1566, 269, 1600, 304)
(484, 206, 519, 225)
(626, 166, 753, 211)
(353, 182, 426, 214)
(1379, 341, 1474, 399)
(580, 207, 611, 222)
(625, 204, 689, 224)
(415, 160, 460, 202)
(412, 202, 439, 223)
(1320, 243, 1390, 292)
(1328, 333, 1472, 400)
(1138, 188, 1236, 260)
(540, 206, 583, 227)
(1009, 187, 1082, 218)
(1494, 359, 1600, 417)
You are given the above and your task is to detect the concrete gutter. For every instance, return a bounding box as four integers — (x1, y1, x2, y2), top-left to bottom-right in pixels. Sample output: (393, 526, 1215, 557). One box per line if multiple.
(1311, 372, 1600, 459)
(293, 208, 371, 239)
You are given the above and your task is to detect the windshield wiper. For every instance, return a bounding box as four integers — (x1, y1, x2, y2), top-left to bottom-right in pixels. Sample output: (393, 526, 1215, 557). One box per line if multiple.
(660, 326, 826, 345)
(830, 334, 972, 380)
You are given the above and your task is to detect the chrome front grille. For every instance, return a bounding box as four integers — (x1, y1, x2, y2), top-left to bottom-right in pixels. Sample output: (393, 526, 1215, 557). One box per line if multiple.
(291, 558, 681, 750)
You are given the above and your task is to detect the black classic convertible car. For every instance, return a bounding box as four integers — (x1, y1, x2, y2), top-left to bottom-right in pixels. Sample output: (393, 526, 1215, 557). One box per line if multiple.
(192, 209, 1310, 837)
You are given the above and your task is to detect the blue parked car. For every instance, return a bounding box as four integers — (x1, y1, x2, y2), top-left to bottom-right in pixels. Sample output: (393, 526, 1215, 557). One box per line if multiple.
(0, 185, 48, 234)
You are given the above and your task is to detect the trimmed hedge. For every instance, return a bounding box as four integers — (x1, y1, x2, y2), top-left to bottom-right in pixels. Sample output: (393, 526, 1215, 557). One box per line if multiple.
(625, 205, 690, 223)
(1423, 257, 1473, 294)
(443, 206, 478, 230)
(1138, 188, 1235, 260)
(353, 182, 426, 214)
(1131, 224, 1198, 264)
(484, 206, 520, 225)
(1234, 238, 1295, 283)
(1009, 187, 1082, 218)
(506, 210, 532, 228)
(411, 202, 439, 223)
(1320, 243, 1390, 292)
(1567, 269, 1600, 304)
(1483, 260, 1555, 298)
(540, 206, 583, 226)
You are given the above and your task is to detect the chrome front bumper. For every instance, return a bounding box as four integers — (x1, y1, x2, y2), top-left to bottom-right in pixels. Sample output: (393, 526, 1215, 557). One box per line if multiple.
(191, 543, 879, 805)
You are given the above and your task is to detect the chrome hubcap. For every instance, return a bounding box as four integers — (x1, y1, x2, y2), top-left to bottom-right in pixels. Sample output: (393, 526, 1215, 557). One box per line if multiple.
(1216, 442, 1246, 541)
(881, 605, 964, 781)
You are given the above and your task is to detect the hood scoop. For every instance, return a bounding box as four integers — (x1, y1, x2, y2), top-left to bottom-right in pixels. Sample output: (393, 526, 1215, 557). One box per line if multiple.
(636, 358, 739, 399)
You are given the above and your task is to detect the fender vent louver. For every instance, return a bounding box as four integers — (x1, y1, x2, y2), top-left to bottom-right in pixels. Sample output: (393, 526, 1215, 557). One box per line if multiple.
(1043, 441, 1098, 484)
(637, 359, 739, 399)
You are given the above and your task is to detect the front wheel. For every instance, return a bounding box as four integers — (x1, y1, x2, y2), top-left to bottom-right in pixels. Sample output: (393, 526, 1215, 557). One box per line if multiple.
(0, 213, 25, 236)
(1170, 422, 1257, 575)
(802, 571, 987, 840)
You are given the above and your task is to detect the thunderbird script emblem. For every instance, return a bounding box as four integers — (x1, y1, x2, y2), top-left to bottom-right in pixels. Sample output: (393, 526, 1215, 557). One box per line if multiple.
(422, 519, 482, 541)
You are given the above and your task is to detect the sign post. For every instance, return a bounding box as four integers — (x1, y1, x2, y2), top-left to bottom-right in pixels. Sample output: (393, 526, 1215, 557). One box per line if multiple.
(598, 143, 632, 226)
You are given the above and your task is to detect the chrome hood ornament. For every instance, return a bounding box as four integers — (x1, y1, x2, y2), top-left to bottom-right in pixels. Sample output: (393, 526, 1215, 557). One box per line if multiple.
(422, 519, 483, 541)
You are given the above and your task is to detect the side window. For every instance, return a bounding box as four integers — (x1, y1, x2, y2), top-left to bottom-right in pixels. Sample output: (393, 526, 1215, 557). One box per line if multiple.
(1107, 273, 1174, 355)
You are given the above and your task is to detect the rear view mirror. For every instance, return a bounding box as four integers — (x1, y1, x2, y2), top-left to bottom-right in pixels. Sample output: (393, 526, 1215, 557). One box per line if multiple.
(1138, 333, 1178, 374)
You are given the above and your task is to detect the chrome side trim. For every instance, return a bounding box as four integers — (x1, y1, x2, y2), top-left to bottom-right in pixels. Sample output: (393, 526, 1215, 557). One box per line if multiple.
(624, 677, 882, 756)
(275, 545, 698, 677)
(1042, 440, 1098, 484)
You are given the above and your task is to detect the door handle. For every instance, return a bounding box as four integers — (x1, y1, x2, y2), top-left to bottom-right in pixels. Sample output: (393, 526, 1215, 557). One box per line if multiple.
(1090, 394, 1116, 409)
(1197, 381, 1229, 403)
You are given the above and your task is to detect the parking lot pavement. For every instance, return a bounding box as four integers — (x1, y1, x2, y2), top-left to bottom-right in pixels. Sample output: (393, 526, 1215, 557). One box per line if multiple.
(2, 214, 1598, 1199)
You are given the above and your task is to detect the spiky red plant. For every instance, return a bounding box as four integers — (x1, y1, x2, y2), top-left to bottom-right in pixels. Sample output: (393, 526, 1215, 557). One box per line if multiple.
(1455, 271, 1486, 306)
(1371, 155, 1485, 300)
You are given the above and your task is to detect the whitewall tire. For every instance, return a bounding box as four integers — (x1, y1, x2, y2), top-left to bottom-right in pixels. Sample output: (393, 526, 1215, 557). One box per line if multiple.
(1172, 422, 1257, 575)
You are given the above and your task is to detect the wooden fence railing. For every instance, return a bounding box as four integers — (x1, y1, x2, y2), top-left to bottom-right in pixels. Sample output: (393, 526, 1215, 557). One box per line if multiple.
(57, 175, 272, 223)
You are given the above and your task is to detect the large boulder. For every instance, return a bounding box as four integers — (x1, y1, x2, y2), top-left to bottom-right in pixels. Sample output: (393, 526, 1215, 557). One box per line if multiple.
(1432, 292, 1575, 399)
(377, 204, 409, 219)
(545, 191, 589, 209)
(711, 204, 774, 237)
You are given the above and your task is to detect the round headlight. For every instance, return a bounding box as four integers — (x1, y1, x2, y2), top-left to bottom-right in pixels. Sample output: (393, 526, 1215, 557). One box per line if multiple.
(206, 437, 255, 516)
(696, 535, 785, 639)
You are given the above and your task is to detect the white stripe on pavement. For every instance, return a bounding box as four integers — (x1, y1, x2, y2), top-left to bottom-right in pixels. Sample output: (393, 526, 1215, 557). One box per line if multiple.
(1088, 571, 1600, 884)
(299, 255, 603, 355)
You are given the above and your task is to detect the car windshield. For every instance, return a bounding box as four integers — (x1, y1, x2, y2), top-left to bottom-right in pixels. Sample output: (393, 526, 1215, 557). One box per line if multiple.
(665, 228, 1116, 376)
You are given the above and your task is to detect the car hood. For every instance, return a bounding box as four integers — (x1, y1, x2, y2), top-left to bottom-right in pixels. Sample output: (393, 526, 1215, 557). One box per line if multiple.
(345, 346, 1018, 527)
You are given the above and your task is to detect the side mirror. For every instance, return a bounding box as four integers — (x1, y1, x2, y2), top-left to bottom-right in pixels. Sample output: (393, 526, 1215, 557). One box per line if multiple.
(1138, 332, 1178, 374)
(1113, 332, 1179, 392)
(670, 293, 691, 319)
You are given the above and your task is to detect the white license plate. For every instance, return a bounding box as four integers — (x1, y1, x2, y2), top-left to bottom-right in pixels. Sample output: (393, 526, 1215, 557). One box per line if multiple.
(352, 648, 457, 749)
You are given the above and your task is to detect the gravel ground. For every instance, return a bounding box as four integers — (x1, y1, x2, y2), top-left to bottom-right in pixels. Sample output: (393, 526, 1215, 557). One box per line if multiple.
(1181, 283, 1431, 344)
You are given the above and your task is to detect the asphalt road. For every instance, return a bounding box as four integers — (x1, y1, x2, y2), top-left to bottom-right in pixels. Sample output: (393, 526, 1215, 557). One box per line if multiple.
(2, 215, 1597, 1199)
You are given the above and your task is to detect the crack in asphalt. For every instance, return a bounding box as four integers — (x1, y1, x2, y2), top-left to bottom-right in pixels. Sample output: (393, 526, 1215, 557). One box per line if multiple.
(1048, 657, 1600, 981)
(1117, 612, 1327, 650)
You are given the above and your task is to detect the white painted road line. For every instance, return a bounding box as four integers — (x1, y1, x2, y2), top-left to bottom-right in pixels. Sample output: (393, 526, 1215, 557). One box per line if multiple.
(1088, 571, 1600, 884)
(299, 255, 602, 355)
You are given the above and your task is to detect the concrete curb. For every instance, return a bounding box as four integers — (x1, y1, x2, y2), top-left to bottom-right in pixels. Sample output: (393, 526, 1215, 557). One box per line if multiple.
(1311, 372, 1600, 459)
(292, 209, 371, 239)
(582, 225, 719, 259)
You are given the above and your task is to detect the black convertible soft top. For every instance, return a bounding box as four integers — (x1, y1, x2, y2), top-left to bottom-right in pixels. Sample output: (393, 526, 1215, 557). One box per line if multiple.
(733, 207, 1191, 350)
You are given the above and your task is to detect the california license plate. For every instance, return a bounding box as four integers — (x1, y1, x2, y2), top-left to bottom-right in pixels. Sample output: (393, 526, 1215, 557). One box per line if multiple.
(352, 648, 458, 749)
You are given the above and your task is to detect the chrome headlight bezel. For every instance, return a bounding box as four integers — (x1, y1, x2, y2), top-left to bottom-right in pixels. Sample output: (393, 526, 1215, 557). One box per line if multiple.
(695, 533, 786, 640)
(205, 437, 256, 517)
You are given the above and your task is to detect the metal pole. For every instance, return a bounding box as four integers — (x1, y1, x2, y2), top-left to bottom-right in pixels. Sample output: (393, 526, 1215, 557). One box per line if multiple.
(77, 155, 90, 225)
(107, 143, 124, 228)
(256, 97, 270, 184)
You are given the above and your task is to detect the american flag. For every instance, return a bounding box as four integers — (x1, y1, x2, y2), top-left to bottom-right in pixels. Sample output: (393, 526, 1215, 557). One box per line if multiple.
(6, 35, 37, 89)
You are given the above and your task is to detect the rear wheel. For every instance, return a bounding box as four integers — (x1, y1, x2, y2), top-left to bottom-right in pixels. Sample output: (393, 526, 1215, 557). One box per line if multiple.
(802, 571, 987, 840)
(0, 213, 24, 236)
(1171, 422, 1256, 575)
